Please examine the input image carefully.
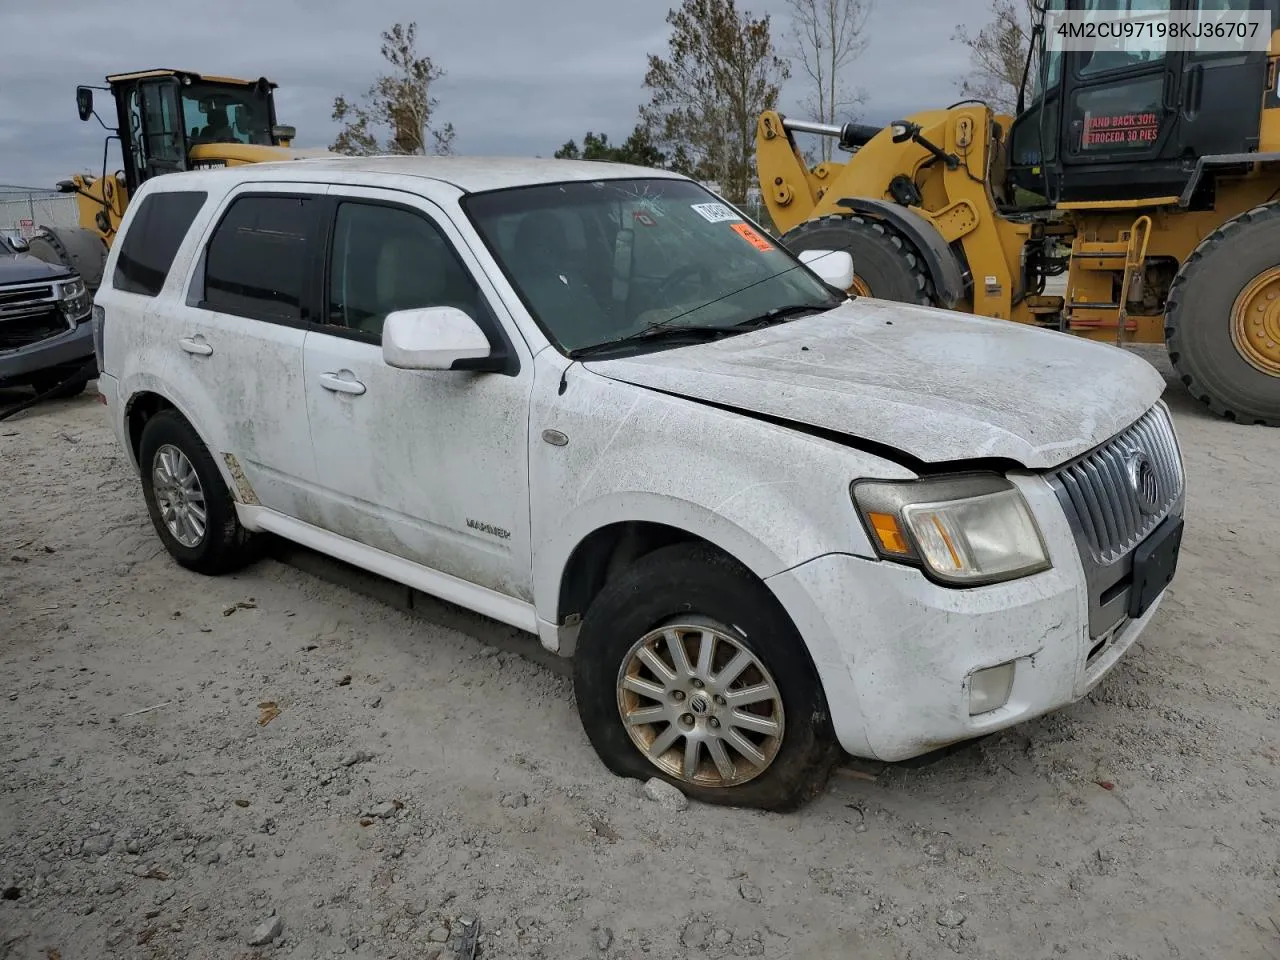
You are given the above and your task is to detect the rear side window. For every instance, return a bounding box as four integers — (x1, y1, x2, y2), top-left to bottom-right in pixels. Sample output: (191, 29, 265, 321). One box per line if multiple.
(112, 190, 207, 296)
(202, 194, 317, 322)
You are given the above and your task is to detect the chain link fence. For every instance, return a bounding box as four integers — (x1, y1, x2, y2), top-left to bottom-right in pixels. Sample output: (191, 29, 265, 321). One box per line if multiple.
(0, 187, 79, 245)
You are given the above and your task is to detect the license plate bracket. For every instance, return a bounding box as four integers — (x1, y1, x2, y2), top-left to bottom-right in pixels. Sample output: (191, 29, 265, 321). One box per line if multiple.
(1128, 514, 1183, 619)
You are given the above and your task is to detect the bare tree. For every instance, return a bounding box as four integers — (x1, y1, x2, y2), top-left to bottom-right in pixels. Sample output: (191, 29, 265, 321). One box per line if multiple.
(640, 0, 791, 203)
(331, 22, 456, 156)
(952, 0, 1040, 115)
(783, 0, 874, 163)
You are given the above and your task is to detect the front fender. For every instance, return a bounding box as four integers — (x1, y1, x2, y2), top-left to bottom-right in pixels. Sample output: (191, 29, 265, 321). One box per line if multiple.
(529, 354, 917, 633)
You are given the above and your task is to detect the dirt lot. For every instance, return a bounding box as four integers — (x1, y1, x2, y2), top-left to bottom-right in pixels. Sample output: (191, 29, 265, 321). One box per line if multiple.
(2, 347, 1279, 960)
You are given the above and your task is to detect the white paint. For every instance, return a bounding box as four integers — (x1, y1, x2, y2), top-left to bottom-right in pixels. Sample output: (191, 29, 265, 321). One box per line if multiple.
(383, 306, 491, 370)
(797, 249, 855, 290)
(94, 156, 1184, 767)
(583, 298, 1166, 468)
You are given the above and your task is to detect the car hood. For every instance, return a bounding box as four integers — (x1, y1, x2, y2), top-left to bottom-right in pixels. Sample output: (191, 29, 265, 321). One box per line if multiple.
(0, 252, 73, 285)
(581, 298, 1166, 470)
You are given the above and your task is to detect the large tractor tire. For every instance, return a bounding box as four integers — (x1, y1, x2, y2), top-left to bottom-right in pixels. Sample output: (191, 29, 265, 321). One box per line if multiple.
(1165, 202, 1280, 426)
(780, 213, 936, 305)
(24, 226, 108, 293)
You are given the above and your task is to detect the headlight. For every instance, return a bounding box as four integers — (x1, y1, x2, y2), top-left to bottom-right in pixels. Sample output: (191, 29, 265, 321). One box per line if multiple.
(851, 473, 1050, 586)
(56, 277, 91, 322)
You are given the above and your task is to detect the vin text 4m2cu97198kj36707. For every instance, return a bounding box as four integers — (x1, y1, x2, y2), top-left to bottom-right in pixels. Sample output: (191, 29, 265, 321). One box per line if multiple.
(90, 154, 1185, 811)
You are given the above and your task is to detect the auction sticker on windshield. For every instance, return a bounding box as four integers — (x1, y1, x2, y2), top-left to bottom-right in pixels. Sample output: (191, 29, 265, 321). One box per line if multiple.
(731, 222, 774, 252)
(691, 202, 740, 223)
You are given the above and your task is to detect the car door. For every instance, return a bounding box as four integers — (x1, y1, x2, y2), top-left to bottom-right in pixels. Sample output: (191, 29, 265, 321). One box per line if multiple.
(170, 182, 325, 517)
(301, 186, 536, 602)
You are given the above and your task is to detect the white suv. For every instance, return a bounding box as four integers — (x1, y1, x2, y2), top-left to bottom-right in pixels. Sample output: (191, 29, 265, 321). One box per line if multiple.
(93, 157, 1185, 811)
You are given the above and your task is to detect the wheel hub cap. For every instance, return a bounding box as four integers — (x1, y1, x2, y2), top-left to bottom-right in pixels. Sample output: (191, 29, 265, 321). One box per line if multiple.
(849, 273, 872, 297)
(616, 620, 785, 788)
(1230, 266, 1280, 377)
(152, 443, 207, 548)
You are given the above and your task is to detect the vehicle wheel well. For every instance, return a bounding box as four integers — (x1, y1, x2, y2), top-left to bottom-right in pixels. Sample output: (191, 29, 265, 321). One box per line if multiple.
(558, 522, 744, 627)
(126, 392, 178, 463)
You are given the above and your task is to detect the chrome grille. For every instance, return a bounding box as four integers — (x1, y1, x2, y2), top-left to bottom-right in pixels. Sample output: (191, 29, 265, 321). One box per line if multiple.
(0, 281, 56, 320)
(1048, 402, 1183, 565)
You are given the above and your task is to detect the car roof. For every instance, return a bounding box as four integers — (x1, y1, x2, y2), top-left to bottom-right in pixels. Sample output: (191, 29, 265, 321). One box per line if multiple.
(147, 155, 692, 196)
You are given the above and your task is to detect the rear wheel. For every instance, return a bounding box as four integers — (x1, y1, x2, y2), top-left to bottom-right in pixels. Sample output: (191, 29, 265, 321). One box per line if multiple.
(1165, 202, 1280, 425)
(24, 226, 107, 292)
(781, 213, 935, 304)
(572, 542, 841, 812)
(138, 410, 261, 575)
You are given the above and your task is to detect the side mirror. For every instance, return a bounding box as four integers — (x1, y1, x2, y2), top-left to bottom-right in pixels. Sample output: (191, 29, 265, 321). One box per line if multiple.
(382, 306, 493, 371)
(76, 86, 94, 122)
(9, 236, 30, 253)
(798, 249, 855, 291)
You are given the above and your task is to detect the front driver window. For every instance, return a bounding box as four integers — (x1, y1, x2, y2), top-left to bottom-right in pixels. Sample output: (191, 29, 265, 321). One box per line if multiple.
(327, 201, 486, 339)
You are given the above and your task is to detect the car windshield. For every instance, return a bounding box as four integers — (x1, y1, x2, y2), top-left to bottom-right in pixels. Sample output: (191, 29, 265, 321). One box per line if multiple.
(462, 177, 842, 355)
(182, 82, 274, 146)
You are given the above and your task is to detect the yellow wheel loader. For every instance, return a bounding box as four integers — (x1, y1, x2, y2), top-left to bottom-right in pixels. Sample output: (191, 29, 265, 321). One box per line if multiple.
(757, 0, 1280, 425)
(25, 68, 330, 293)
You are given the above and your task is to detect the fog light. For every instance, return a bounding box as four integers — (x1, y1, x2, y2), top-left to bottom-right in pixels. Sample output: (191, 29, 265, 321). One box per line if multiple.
(968, 662, 1015, 716)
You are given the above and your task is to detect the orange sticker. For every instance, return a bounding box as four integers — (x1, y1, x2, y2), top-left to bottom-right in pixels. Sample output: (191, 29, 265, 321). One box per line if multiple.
(731, 222, 774, 252)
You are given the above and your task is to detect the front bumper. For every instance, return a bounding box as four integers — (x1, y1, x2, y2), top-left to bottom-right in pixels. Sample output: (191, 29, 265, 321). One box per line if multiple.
(765, 473, 1177, 762)
(0, 318, 95, 387)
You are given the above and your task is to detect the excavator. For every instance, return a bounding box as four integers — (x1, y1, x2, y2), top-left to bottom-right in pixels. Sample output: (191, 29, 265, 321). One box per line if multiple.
(756, 0, 1280, 425)
(24, 68, 331, 293)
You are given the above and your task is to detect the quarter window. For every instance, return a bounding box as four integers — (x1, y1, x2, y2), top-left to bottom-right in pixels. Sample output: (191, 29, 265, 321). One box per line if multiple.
(202, 194, 316, 322)
(326, 201, 486, 339)
(112, 190, 207, 296)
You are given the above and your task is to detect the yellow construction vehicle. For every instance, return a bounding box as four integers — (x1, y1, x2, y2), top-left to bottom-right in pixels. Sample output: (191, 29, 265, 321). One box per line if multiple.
(757, 0, 1280, 425)
(25, 68, 330, 292)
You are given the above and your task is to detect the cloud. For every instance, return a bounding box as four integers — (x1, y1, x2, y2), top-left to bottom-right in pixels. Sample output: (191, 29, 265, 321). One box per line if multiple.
(2, 0, 990, 189)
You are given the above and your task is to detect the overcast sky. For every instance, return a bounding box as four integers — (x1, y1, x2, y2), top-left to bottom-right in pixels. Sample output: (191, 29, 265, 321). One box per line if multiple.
(1, 0, 992, 190)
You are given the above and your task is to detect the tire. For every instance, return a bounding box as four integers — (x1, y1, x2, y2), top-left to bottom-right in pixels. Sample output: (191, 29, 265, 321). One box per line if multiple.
(572, 542, 841, 812)
(1165, 202, 1280, 425)
(138, 409, 260, 575)
(781, 213, 935, 304)
(25, 227, 108, 292)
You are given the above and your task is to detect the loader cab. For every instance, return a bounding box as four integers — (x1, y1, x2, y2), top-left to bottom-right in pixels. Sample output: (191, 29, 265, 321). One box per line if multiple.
(1007, 0, 1277, 204)
(82, 69, 290, 196)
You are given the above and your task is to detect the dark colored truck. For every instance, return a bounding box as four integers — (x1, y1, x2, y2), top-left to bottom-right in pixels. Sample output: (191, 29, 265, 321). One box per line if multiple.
(0, 234, 96, 398)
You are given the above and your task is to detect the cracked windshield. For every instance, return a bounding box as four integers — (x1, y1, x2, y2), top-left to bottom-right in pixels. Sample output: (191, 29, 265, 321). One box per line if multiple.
(463, 177, 840, 354)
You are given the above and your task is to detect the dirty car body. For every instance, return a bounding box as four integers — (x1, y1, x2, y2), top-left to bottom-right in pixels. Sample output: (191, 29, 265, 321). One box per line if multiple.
(92, 156, 1186, 811)
(0, 235, 95, 393)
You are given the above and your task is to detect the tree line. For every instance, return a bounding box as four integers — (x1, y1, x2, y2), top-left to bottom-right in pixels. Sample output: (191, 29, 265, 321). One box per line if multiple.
(329, 0, 1034, 204)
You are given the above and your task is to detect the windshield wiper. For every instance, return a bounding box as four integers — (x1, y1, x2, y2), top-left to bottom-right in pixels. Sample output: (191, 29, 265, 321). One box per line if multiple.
(732, 300, 841, 328)
(567, 299, 843, 360)
(567, 323, 740, 359)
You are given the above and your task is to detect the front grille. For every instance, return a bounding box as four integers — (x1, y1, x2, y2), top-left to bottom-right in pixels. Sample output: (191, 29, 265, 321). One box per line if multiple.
(0, 282, 55, 316)
(0, 309, 69, 351)
(0, 280, 67, 351)
(1047, 402, 1184, 565)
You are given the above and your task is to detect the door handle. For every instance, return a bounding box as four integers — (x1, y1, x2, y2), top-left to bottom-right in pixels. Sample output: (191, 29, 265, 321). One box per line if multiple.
(319, 372, 366, 395)
(178, 336, 213, 356)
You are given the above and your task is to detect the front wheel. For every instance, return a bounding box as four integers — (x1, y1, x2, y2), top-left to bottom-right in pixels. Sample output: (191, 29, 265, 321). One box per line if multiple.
(572, 542, 841, 812)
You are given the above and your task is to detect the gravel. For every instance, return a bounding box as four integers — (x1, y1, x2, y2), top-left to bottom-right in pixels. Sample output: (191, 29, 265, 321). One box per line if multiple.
(2, 361, 1278, 958)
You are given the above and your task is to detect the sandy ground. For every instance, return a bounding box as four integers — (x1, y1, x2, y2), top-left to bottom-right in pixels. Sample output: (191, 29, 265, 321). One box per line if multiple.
(2, 347, 1279, 960)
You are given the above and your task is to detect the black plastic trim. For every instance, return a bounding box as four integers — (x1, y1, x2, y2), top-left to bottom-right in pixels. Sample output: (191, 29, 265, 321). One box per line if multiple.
(1178, 151, 1280, 207)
